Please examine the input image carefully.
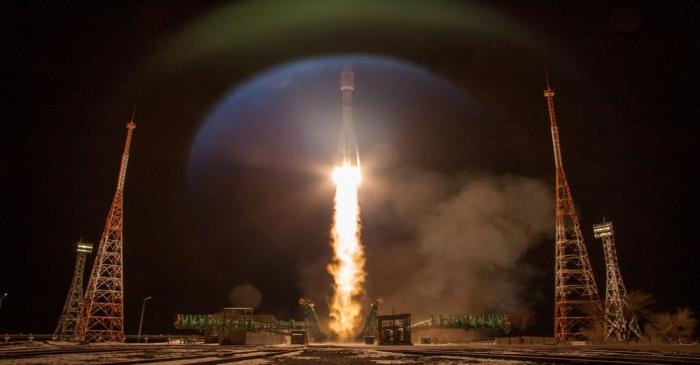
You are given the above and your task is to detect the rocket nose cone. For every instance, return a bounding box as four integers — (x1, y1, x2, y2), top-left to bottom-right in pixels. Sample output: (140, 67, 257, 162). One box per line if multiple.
(341, 65, 354, 91)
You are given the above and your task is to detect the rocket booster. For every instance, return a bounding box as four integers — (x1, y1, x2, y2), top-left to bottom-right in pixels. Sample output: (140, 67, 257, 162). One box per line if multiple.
(338, 65, 360, 167)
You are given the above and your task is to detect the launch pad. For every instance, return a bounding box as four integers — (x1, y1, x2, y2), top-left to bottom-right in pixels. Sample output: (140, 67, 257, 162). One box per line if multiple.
(175, 300, 512, 346)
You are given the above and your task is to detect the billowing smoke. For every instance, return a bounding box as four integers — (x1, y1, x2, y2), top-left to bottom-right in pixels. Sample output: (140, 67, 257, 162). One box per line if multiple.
(300, 152, 553, 320)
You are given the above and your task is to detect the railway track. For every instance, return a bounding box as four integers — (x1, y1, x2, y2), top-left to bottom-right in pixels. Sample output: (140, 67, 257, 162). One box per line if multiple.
(0, 344, 297, 364)
(0, 345, 148, 359)
(3, 343, 699, 364)
(0, 344, 219, 359)
(376, 346, 700, 365)
(104, 348, 299, 365)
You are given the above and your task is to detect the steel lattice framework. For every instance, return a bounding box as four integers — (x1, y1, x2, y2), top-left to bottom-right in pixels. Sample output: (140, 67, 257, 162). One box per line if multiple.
(593, 221, 642, 342)
(299, 298, 326, 342)
(357, 298, 382, 340)
(54, 240, 93, 340)
(544, 79, 603, 341)
(76, 119, 135, 343)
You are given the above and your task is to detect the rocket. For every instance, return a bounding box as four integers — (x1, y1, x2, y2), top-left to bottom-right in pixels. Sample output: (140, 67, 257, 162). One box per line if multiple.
(338, 65, 360, 167)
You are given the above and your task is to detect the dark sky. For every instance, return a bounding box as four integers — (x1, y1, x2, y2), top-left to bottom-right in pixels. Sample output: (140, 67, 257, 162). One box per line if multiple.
(1, 1, 698, 336)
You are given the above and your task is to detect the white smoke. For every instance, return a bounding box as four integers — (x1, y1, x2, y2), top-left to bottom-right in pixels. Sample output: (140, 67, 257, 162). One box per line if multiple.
(360, 166, 553, 318)
(299, 146, 553, 321)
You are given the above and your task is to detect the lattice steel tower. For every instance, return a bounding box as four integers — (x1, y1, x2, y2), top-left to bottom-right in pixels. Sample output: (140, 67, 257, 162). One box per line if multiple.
(54, 240, 93, 340)
(76, 118, 135, 343)
(593, 220, 642, 342)
(544, 77, 603, 340)
(357, 298, 382, 340)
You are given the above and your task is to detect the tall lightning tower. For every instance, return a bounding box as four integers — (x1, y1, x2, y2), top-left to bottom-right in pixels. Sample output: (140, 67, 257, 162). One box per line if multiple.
(54, 240, 93, 340)
(544, 76, 603, 341)
(76, 117, 135, 343)
(593, 220, 642, 341)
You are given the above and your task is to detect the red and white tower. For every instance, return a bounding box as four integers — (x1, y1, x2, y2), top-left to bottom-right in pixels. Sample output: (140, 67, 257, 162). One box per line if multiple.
(544, 77, 603, 341)
(76, 117, 135, 343)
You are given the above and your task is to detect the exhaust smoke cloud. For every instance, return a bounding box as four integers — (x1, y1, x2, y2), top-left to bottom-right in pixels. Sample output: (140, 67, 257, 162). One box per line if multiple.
(302, 162, 553, 322)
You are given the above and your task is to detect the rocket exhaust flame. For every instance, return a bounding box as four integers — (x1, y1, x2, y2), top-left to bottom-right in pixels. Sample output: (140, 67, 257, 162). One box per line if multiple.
(328, 164, 365, 340)
(327, 66, 366, 340)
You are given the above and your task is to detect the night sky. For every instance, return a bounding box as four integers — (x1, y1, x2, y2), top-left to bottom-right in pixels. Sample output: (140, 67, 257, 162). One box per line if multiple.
(1, 1, 698, 336)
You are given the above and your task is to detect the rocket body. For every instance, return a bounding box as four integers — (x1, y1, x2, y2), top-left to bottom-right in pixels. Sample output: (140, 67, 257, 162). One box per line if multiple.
(339, 65, 360, 167)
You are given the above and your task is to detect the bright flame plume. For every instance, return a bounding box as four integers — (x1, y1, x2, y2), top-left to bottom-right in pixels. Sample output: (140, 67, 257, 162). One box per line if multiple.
(327, 164, 366, 341)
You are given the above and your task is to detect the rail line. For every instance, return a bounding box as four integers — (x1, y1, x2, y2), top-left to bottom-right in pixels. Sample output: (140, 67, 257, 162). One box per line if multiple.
(0, 345, 222, 359)
(3, 343, 700, 364)
(0, 344, 297, 364)
(103, 348, 298, 365)
(0, 346, 147, 359)
(375, 346, 700, 365)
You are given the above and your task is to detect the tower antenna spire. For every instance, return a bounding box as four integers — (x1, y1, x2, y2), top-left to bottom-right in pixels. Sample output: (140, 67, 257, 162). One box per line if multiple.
(545, 76, 603, 341)
(545, 68, 551, 89)
(76, 113, 136, 343)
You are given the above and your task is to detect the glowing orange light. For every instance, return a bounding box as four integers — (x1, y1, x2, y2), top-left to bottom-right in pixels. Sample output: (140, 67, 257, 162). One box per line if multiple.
(327, 164, 365, 341)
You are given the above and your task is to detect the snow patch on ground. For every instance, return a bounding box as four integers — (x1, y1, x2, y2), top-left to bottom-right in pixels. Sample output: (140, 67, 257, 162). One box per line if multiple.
(147, 357, 221, 365)
(433, 355, 533, 364)
(279, 356, 321, 360)
(0, 342, 56, 351)
(352, 350, 412, 358)
(228, 360, 271, 365)
(271, 350, 304, 358)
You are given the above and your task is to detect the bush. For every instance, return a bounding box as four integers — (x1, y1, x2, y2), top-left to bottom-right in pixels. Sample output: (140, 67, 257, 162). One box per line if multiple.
(644, 308, 697, 344)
